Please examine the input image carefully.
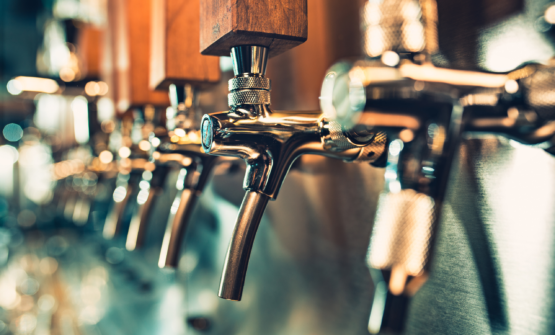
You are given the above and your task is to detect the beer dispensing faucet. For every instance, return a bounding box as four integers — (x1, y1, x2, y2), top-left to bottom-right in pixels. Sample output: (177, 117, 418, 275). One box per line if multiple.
(142, 0, 221, 267)
(156, 85, 221, 268)
(318, 0, 516, 332)
(102, 0, 171, 240)
(199, 0, 387, 301)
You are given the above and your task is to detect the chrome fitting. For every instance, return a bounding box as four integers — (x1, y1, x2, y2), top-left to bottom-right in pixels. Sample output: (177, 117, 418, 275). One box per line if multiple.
(228, 46, 271, 107)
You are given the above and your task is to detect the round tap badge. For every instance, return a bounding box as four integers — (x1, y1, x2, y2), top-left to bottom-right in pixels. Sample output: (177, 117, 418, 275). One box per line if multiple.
(201, 115, 213, 153)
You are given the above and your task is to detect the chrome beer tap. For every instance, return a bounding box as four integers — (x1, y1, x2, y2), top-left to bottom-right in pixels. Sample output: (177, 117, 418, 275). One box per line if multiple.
(200, 45, 388, 301)
(125, 106, 170, 251)
(157, 84, 220, 268)
(103, 113, 152, 240)
(319, 0, 517, 332)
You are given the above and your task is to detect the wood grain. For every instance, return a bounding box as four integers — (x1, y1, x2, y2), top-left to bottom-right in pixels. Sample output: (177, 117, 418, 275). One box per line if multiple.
(109, 0, 170, 112)
(200, 0, 308, 58)
(150, 0, 220, 90)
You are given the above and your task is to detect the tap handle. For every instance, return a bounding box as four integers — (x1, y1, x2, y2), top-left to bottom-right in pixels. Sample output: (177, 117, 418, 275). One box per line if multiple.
(150, 0, 220, 90)
(200, 0, 307, 57)
(109, 0, 169, 111)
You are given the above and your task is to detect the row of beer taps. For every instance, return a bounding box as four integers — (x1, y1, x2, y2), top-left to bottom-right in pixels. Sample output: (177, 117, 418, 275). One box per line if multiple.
(53, 0, 555, 333)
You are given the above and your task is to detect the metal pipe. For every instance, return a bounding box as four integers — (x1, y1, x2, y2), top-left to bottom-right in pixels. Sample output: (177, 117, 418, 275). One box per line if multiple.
(126, 186, 158, 251)
(158, 188, 198, 268)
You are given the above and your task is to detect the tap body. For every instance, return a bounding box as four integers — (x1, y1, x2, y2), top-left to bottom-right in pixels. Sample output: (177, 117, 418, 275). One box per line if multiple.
(201, 45, 387, 301)
(157, 141, 219, 268)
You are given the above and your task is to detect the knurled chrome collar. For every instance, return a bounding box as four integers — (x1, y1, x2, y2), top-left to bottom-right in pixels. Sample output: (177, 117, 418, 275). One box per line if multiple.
(228, 76, 271, 107)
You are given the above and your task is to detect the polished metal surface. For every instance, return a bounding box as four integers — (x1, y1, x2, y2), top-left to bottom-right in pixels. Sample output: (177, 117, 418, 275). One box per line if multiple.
(103, 171, 141, 240)
(228, 89, 271, 106)
(126, 166, 169, 251)
(154, 85, 227, 269)
(229, 77, 271, 91)
(228, 46, 272, 107)
(202, 44, 387, 301)
(218, 191, 270, 301)
(158, 155, 218, 268)
(231, 46, 269, 76)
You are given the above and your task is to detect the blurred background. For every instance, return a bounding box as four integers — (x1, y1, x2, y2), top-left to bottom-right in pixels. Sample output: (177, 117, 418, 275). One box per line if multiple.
(0, 0, 555, 334)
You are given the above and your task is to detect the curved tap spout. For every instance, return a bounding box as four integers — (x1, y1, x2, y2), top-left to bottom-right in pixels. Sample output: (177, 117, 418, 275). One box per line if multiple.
(158, 154, 218, 268)
(126, 166, 169, 251)
(103, 171, 142, 239)
(219, 191, 270, 300)
(201, 45, 387, 301)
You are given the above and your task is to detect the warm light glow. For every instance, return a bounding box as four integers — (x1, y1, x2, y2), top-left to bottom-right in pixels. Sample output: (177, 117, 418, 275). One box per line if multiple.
(9, 77, 59, 94)
(389, 266, 407, 295)
(381, 51, 400, 67)
(505, 79, 519, 94)
(98, 150, 113, 164)
(85, 82, 101, 96)
(545, 5, 555, 24)
(399, 129, 414, 142)
(174, 128, 186, 137)
(181, 157, 192, 166)
(59, 67, 76, 82)
(151, 137, 161, 147)
(98, 81, 109, 95)
(138, 140, 151, 151)
(118, 147, 131, 158)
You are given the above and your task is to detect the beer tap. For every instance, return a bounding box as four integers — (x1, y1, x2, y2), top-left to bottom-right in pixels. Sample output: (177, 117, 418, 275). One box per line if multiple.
(102, 0, 171, 240)
(125, 107, 170, 251)
(156, 85, 221, 268)
(318, 0, 515, 332)
(199, 0, 387, 301)
(143, 0, 221, 267)
(102, 114, 153, 240)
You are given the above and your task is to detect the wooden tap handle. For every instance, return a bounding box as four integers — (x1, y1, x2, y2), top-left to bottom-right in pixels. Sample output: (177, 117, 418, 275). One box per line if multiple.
(200, 0, 308, 58)
(150, 0, 221, 90)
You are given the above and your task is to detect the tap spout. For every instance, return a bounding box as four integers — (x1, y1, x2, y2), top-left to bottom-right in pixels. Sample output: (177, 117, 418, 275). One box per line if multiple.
(159, 156, 218, 268)
(218, 191, 270, 301)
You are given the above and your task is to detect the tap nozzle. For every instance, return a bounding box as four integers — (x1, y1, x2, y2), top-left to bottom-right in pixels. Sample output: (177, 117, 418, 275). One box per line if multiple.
(201, 45, 388, 301)
(126, 166, 169, 251)
(157, 153, 218, 268)
(219, 191, 270, 300)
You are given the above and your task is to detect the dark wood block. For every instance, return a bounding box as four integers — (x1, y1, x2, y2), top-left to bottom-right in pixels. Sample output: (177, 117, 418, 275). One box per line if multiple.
(150, 0, 221, 90)
(200, 0, 308, 58)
